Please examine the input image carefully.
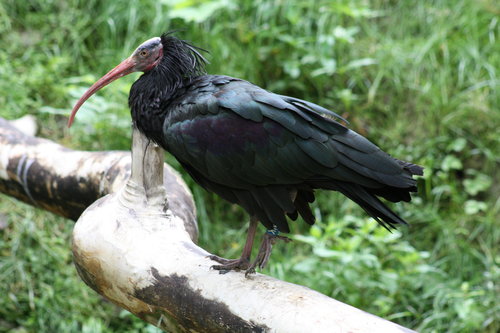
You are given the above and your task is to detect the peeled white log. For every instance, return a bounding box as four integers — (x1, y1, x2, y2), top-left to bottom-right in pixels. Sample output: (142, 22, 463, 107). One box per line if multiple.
(0, 116, 416, 332)
(72, 123, 417, 333)
(9, 114, 38, 136)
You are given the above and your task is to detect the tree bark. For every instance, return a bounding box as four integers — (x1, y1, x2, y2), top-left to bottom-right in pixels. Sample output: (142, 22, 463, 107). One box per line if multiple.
(0, 116, 417, 333)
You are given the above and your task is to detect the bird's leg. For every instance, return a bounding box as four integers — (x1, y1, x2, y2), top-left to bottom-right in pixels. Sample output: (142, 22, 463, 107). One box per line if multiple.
(209, 215, 259, 274)
(245, 189, 295, 276)
(244, 226, 292, 277)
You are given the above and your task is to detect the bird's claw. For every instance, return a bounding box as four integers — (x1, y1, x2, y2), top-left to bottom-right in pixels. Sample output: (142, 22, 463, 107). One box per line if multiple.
(244, 234, 292, 277)
(208, 234, 291, 277)
(208, 255, 250, 273)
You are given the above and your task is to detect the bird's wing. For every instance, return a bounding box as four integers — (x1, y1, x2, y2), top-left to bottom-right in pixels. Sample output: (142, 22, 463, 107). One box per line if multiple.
(161, 76, 424, 231)
(163, 76, 416, 191)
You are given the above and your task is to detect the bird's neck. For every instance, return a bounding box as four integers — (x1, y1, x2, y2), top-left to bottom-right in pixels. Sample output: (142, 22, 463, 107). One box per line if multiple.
(128, 68, 183, 147)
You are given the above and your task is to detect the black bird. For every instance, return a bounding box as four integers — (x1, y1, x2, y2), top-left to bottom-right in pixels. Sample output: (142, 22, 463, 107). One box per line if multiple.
(69, 32, 423, 276)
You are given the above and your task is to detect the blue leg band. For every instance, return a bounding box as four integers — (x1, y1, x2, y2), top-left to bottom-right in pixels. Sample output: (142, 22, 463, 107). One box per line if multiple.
(266, 225, 279, 236)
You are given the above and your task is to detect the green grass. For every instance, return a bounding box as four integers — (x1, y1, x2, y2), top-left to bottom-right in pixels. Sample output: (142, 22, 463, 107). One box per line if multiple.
(1, 0, 500, 332)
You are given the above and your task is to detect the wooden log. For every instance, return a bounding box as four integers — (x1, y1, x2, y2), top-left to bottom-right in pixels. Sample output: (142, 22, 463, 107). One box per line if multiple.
(71, 123, 417, 333)
(0, 116, 417, 332)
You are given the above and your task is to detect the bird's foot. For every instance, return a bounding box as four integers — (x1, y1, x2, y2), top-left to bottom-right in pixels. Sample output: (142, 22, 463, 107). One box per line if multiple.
(208, 255, 250, 274)
(245, 233, 292, 277)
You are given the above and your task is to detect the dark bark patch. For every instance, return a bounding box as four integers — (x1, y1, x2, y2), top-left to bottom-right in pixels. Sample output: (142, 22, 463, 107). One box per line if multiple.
(134, 268, 268, 332)
(73, 257, 101, 294)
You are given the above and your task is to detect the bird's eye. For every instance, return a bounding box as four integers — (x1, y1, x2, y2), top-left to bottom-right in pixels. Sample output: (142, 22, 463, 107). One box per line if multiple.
(141, 49, 148, 57)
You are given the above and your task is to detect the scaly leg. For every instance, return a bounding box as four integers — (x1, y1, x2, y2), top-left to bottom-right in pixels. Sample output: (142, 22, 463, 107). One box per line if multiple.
(245, 227, 292, 277)
(209, 215, 259, 274)
(244, 190, 296, 276)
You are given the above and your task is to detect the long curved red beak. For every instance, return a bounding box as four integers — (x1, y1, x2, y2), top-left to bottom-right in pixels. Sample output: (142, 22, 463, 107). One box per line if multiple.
(68, 57, 135, 128)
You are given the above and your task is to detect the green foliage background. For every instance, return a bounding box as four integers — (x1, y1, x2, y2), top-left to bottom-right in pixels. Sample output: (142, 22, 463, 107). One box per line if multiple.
(1, 0, 499, 332)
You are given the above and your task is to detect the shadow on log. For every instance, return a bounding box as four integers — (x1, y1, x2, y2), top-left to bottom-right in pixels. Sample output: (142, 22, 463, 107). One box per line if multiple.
(0, 116, 417, 332)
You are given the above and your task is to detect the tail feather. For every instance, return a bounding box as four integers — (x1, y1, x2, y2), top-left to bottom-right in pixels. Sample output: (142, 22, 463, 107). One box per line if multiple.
(317, 181, 408, 230)
(396, 159, 425, 176)
(294, 190, 316, 225)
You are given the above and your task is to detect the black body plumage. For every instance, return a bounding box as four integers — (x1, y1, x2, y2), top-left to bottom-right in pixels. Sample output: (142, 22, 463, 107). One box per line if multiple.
(129, 32, 423, 234)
